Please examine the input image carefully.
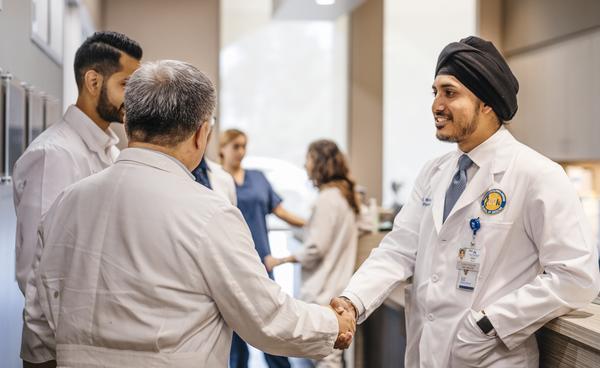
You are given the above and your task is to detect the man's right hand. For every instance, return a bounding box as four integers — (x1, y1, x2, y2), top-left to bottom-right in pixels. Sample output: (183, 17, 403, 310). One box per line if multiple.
(329, 297, 357, 349)
(330, 297, 357, 319)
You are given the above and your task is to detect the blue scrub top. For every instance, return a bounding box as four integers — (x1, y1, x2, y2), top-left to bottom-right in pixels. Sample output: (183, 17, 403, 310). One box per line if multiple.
(236, 170, 282, 263)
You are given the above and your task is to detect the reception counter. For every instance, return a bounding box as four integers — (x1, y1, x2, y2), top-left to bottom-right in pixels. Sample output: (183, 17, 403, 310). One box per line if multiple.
(538, 302, 600, 367)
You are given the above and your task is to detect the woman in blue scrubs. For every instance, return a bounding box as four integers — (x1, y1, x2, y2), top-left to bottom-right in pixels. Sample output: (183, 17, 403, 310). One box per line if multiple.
(220, 129, 305, 368)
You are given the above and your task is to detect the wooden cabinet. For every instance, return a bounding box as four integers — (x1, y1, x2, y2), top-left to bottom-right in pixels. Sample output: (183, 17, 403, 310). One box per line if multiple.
(507, 29, 600, 161)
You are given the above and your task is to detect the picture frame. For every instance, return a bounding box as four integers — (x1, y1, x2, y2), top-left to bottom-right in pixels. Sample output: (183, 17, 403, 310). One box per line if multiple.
(1, 74, 27, 180)
(0, 70, 5, 182)
(26, 86, 45, 144)
(31, 0, 64, 65)
(43, 95, 61, 129)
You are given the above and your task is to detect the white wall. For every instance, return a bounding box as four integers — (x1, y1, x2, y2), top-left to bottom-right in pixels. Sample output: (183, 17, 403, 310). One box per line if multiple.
(102, 0, 220, 154)
(382, 0, 476, 205)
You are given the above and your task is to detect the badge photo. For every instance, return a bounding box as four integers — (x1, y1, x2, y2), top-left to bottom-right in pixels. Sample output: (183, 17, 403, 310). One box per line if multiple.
(481, 189, 506, 215)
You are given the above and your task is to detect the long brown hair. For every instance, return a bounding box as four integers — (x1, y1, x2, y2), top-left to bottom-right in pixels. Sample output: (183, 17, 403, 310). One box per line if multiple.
(218, 128, 247, 164)
(307, 140, 360, 215)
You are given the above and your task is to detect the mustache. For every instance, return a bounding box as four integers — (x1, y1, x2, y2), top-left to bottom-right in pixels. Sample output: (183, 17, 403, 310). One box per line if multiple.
(434, 111, 452, 119)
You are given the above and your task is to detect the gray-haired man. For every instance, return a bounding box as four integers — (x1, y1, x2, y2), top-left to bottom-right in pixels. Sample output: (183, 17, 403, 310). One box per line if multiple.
(24, 60, 354, 367)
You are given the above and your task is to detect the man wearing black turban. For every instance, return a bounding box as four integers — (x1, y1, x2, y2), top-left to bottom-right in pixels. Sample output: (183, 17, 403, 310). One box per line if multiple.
(332, 36, 600, 368)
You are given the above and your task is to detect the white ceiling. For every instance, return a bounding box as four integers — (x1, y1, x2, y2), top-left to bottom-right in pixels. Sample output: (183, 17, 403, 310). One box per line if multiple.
(272, 0, 366, 21)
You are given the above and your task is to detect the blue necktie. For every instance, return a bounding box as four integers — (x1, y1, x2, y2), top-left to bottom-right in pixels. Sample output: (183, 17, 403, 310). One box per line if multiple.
(443, 154, 473, 223)
(192, 158, 212, 189)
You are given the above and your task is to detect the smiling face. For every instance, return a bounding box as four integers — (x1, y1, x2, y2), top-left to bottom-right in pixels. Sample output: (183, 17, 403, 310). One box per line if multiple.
(431, 74, 483, 144)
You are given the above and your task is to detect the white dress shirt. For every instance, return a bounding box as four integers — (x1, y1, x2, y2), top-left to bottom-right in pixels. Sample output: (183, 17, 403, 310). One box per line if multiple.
(13, 105, 119, 363)
(206, 159, 237, 205)
(342, 126, 600, 367)
(26, 148, 338, 367)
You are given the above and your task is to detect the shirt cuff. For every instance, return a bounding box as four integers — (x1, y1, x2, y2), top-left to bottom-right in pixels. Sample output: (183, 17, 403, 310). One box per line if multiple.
(340, 290, 367, 323)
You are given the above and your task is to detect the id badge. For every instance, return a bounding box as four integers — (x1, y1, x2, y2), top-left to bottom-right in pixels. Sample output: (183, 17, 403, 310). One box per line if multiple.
(456, 247, 481, 291)
(457, 269, 478, 291)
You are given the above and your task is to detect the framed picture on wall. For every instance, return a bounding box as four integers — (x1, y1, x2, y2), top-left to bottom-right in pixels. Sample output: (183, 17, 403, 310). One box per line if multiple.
(1, 74, 27, 179)
(26, 86, 45, 144)
(43, 95, 61, 129)
(31, 0, 63, 64)
(0, 72, 5, 181)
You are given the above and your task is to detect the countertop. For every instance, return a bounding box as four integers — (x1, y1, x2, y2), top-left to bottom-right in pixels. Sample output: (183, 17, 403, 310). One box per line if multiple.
(542, 302, 600, 351)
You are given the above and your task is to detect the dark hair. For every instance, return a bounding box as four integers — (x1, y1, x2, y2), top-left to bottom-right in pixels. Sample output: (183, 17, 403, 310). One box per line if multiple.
(307, 140, 360, 215)
(74, 31, 143, 90)
(124, 60, 216, 147)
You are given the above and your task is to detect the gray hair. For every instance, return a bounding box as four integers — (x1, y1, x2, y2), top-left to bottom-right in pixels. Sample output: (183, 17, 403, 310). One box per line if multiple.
(124, 60, 216, 146)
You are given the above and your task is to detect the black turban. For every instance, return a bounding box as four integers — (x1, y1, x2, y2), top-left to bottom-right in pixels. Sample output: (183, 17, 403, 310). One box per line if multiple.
(435, 36, 519, 121)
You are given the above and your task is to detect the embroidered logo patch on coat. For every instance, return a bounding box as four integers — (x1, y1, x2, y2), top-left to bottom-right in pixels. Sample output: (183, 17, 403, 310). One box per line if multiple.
(481, 189, 506, 215)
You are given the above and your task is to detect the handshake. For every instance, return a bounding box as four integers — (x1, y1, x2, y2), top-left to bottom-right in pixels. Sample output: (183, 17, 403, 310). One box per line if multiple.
(329, 297, 357, 349)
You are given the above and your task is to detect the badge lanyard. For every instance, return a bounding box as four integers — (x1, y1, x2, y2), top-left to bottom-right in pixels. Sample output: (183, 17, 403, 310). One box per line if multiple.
(469, 217, 481, 247)
(456, 217, 482, 291)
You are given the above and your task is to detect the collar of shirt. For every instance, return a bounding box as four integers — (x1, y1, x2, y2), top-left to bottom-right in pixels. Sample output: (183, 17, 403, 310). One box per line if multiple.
(458, 125, 512, 170)
(116, 148, 195, 180)
(64, 105, 120, 155)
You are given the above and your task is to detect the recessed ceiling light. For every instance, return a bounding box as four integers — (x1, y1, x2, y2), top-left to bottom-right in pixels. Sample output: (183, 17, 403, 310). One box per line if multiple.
(316, 0, 335, 5)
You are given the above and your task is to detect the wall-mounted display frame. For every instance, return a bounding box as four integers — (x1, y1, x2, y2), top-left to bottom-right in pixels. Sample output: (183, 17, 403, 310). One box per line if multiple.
(44, 95, 60, 128)
(31, 0, 64, 65)
(0, 70, 5, 183)
(1, 73, 27, 180)
(26, 86, 45, 144)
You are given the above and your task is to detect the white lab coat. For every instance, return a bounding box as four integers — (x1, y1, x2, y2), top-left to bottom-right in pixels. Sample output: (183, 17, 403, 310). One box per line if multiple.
(206, 159, 237, 205)
(342, 126, 600, 368)
(13, 105, 119, 363)
(26, 148, 338, 368)
(294, 187, 358, 306)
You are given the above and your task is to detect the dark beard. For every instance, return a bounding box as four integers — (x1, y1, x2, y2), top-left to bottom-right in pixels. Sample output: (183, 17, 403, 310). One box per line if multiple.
(436, 106, 479, 143)
(97, 85, 123, 124)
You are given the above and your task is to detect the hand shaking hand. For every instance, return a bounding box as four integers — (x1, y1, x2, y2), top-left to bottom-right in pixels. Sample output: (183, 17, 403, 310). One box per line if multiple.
(329, 297, 357, 349)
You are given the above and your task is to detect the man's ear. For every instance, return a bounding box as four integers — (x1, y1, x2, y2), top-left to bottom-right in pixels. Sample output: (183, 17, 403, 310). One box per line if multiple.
(481, 103, 494, 116)
(83, 69, 103, 97)
(195, 121, 211, 149)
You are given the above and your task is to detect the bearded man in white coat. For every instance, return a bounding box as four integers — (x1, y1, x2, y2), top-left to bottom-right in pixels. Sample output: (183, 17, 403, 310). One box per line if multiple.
(14, 31, 143, 368)
(25, 60, 355, 367)
(332, 36, 600, 367)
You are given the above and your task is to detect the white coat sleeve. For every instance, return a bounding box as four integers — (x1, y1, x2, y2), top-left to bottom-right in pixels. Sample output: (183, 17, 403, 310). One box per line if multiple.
(13, 146, 79, 293)
(21, 223, 56, 363)
(200, 205, 339, 359)
(341, 164, 431, 323)
(292, 191, 338, 270)
(485, 164, 600, 350)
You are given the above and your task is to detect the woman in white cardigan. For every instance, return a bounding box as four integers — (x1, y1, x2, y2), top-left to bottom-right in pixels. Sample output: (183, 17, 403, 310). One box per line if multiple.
(271, 139, 359, 368)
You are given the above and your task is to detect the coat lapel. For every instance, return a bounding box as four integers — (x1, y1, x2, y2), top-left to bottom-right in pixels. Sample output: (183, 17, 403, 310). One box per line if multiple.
(430, 158, 456, 234)
(446, 161, 494, 222)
